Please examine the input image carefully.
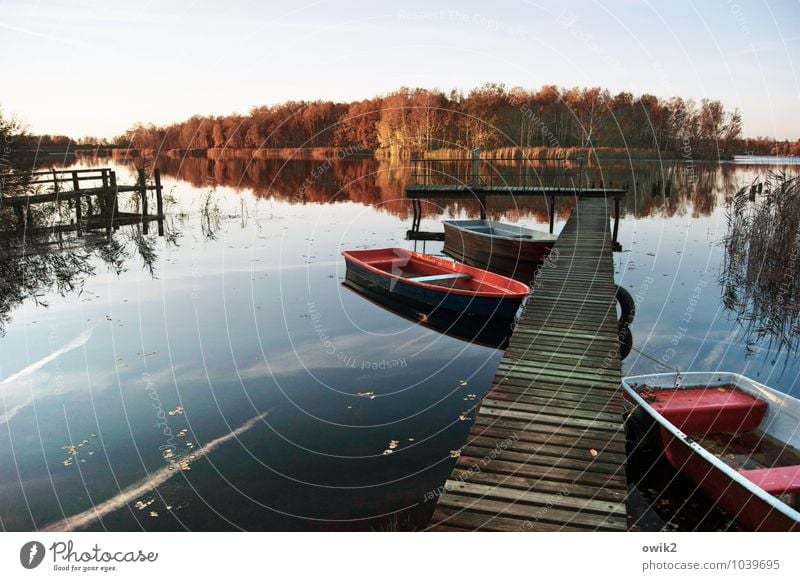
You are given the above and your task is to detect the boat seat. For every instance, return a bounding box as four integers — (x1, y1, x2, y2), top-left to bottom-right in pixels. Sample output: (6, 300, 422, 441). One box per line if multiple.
(362, 258, 407, 266)
(408, 273, 472, 283)
(650, 387, 767, 435)
(739, 465, 800, 495)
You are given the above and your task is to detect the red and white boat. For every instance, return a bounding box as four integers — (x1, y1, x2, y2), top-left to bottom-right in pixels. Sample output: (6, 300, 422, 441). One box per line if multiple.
(622, 372, 800, 531)
(341, 248, 529, 319)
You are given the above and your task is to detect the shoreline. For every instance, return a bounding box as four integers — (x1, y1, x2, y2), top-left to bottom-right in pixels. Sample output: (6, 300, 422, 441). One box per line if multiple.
(60, 146, 736, 162)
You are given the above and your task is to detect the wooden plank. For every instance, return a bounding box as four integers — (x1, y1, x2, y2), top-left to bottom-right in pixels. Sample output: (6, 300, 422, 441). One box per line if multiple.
(455, 455, 627, 490)
(451, 469, 626, 502)
(497, 358, 622, 379)
(464, 434, 628, 465)
(493, 368, 622, 390)
(468, 414, 626, 445)
(476, 405, 623, 432)
(482, 393, 624, 422)
(485, 386, 621, 409)
(461, 442, 623, 475)
(434, 491, 625, 531)
(469, 420, 627, 454)
(430, 499, 597, 531)
(443, 481, 625, 517)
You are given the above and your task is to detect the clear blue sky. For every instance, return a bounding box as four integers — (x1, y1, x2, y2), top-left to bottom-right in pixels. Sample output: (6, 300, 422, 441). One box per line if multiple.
(2, 0, 799, 139)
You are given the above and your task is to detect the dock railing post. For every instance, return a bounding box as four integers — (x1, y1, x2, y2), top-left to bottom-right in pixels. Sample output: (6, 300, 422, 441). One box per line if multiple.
(471, 148, 480, 186)
(471, 148, 486, 218)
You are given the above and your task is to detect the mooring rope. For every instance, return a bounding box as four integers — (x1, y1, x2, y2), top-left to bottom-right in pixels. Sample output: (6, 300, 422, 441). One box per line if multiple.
(628, 345, 683, 387)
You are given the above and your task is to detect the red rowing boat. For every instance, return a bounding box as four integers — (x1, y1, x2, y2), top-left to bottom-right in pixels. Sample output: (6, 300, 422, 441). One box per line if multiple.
(341, 248, 529, 319)
(623, 372, 800, 531)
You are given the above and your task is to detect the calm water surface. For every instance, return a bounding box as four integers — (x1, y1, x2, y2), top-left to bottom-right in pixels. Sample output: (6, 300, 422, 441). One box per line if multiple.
(1, 155, 798, 530)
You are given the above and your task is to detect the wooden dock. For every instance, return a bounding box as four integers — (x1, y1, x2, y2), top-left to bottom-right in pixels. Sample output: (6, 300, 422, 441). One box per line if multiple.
(404, 153, 625, 249)
(1, 167, 165, 236)
(427, 196, 627, 532)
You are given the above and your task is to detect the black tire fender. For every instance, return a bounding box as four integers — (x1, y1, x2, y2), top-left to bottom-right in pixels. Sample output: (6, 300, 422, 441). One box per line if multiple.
(616, 285, 636, 329)
(618, 324, 633, 360)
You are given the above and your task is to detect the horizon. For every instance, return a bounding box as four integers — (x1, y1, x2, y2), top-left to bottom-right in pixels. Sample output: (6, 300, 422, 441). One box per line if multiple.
(2, 0, 799, 140)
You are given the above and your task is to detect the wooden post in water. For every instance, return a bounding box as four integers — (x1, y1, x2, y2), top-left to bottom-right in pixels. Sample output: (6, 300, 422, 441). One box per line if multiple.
(154, 168, 164, 236)
(549, 194, 556, 234)
(612, 195, 621, 249)
(154, 168, 163, 216)
(139, 168, 148, 218)
(139, 168, 149, 234)
(72, 170, 82, 236)
(108, 171, 118, 232)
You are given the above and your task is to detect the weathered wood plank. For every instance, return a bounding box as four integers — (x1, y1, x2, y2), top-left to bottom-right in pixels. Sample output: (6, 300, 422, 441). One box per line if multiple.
(433, 492, 625, 531)
(451, 469, 626, 502)
(455, 455, 627, 489)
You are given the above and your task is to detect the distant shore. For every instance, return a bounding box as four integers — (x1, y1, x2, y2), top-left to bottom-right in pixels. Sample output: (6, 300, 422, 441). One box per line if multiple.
(58, 146, 721, 162)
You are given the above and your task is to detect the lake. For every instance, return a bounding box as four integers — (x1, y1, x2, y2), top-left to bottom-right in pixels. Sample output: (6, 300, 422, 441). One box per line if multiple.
(1, 154, 798, 531)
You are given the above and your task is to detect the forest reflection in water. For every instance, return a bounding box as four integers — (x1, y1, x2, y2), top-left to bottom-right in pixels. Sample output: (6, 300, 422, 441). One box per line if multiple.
(2, 154, 800, 530)
(140, 154, 744, 222)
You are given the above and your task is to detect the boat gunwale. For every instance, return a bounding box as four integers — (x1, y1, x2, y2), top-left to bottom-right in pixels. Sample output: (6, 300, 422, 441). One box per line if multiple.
(341, 248, 529, 299)
(621, 371, 800, 525)
(442, 219, 558, 243)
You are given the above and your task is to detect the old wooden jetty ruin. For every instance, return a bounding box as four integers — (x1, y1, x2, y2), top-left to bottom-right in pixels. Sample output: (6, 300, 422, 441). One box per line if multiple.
(0, 167, 165, 237)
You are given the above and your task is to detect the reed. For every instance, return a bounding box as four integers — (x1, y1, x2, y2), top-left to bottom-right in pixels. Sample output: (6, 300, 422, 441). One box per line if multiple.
(720, 171, 800, 358)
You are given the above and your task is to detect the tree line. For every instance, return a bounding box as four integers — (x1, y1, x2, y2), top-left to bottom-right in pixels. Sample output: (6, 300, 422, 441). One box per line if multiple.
(113, 84, 753, 158)
(3, 85, 799, 160)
